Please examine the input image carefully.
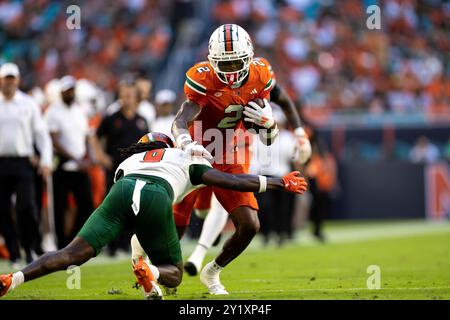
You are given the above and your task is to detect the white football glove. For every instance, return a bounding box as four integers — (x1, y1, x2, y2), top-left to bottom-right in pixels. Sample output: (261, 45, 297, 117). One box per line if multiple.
(293, 127, 312, 164)
(176, 133, 213, 160)
(183, 141, 213, 160)
(243, 98, 275, 129)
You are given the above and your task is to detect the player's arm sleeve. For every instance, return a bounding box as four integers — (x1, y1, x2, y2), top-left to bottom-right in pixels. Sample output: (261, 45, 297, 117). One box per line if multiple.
(257, 63, 274, 101)
(259, 77, 273, 100)
(184, 71, 207, 108)
(113, 168, 124, 183)
(258, 57, 277, 84)
(189, 164, 214, 185)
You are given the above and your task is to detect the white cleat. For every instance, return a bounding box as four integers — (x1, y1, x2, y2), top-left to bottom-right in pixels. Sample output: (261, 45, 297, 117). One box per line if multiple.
(200, 262, 229, 295)
(206, 284, 229, 295)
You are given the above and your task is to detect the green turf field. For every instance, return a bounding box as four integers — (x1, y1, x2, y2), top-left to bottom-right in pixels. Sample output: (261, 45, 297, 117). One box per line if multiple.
(1, 220, 449, 300)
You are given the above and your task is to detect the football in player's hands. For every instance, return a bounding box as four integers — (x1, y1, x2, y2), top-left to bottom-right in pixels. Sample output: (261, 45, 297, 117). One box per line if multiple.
(242, 98, 266, 133)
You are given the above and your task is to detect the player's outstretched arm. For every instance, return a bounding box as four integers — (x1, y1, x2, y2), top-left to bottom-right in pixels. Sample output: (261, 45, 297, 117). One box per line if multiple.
(200, 168, 308, 194)
(172, 100, 213, 159)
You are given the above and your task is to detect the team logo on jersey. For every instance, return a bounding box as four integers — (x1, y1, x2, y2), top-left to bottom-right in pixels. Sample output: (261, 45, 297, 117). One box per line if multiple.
(214, 92, 223, 97)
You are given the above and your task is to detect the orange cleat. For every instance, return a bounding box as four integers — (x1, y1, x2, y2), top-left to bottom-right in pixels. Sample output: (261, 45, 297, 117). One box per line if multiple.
(132, 257, 163, 300)
(0, 274, 12, 297)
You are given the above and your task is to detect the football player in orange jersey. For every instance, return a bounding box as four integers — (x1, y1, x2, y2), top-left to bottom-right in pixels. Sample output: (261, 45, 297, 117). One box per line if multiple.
(184, 56, 312, 278)
(172, 24, 311, 295)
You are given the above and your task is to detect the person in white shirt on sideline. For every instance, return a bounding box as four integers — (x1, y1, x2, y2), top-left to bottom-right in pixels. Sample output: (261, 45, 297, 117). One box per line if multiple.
(45, 76, 95, 249)
(151, 89, 177, 139)
(0, 62, 52, 266)
(250, 104, 299, 245)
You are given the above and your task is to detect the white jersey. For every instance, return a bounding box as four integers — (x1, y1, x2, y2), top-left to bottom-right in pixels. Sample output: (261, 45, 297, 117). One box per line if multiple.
(250, 129, 295, 176)
(115, 148, 212, 204)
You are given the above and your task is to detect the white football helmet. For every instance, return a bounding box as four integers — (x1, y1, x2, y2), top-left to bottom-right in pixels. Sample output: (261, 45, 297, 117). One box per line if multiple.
(208, 24, 254, 87)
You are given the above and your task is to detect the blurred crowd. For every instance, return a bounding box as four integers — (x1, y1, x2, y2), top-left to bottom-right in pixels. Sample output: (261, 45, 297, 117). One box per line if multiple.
(0, 0, 192, 98)
(211, 0, 449, 116)
(1, 0, 449, 116)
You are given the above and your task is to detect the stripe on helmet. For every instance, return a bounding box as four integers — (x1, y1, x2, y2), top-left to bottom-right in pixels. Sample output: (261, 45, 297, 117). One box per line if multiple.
(224, 24, 233, 52)
(222, 25, 227, 51)
(229, 24, 234, 51)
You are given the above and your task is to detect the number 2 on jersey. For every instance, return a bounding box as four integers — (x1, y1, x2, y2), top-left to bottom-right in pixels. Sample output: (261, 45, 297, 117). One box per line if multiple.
(142, 149, 165, 163)
(217, 104, 243, 129)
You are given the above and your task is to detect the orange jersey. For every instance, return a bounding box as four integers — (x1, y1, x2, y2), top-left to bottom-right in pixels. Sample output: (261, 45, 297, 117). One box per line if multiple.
(254, 57, 276, 84)
(184, 58, 274, 164)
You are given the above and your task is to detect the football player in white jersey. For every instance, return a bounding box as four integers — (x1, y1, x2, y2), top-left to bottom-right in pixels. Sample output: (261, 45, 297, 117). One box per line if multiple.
(0, 132, 307, 300)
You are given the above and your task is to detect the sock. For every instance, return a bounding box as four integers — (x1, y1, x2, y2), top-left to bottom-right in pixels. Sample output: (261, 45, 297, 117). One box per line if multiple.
(131, 234, 148, 264)
(188, 244, 208, 267)
(11, 271, 24, 290)
(189, 195, 228, 267)
(149, 265, 160, 280)
(199, 195, 228, 249)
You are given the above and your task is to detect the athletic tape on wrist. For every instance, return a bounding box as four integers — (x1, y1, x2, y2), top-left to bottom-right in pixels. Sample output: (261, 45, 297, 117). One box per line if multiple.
(176, 133, 192, 149)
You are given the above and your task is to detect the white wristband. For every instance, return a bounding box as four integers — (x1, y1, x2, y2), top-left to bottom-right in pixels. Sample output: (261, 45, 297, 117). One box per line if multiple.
(258, 175, 267, 193)
(176, 133, 192, 149)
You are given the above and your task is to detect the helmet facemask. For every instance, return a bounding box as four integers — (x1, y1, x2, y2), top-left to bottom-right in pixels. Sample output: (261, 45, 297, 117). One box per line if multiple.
(208, 53, 253, 87)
